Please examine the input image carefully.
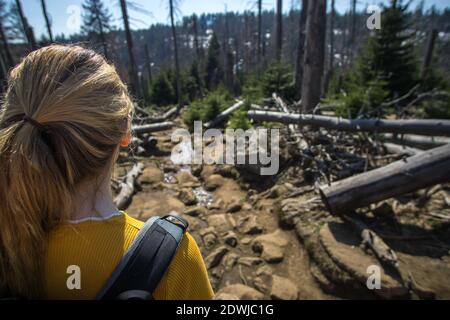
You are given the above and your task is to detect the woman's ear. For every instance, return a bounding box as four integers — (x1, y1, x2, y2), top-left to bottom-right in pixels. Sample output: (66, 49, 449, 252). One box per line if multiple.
(120, 114, 132, 147)
(120, 132, 132, 147)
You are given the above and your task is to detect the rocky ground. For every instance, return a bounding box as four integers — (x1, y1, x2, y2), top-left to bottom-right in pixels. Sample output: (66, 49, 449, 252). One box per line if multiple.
(114, 117, 450, 300)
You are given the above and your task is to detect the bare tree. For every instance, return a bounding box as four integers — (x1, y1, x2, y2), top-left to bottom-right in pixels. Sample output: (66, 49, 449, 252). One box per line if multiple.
(144, 43, 152, 84)
(119, 0, 140, 98)
(168, 0, 182, 109)
(192, 14, 202, 62)
(14, 0, 37, 50)
(257, 0, 262, 61)
(82, 0, 112, 60)
(275, 0, 283, 62)
(324, 0, 335, 94)
(301, 0, 327, 112)
(40, 0, 53, 43)
(0, 0, 14, 68)
(295, 0, 308, 100)
(349, 0, 356, 63)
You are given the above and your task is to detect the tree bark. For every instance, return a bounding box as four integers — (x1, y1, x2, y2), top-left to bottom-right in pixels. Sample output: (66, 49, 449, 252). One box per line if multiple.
(93, 0, 108, 60)
(301, 0, 327, 112)
(15, 0, 37, 51)
(205, 100, 244, 128)
(383, 133, 450, 149)
(144, 43, 152, 84)
(422, 28, 437, 79)
(119, 0, 140, 98)
(276, 0, 283, 62)
(294, 0, 308, 101)
(319, 143, 450, 215)
(169, 0, 182, 110)
(324, 0, 335, 94)
(382, 142, 423, 157)
(0, 21, 14, 68)
(247, 110, 450, 136)
(40, 0, 53, 43)
(114, 162, 144, 210)
(257, 0, 262, 62)
(132, 122, 174, 134)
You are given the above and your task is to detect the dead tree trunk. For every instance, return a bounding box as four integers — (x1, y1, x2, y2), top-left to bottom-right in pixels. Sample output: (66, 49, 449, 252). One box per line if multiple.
(15, 0, 37, 51)
(114, 162, 144, 210)
(276, 0, 283, 62)
(383, 133, 450, 149)
(144, 43, 152, 84)
(205, 100, 244, 128)
(40, 0, 53, 43)
(0, 21, 14, 68)
(169, 0, 182, 110)
(119, 0, 140, 98)
(301, 0, 327, 112)
(294, 0, 308, 101)
(324, 0, 335, 94)
(421, 28, 437, 79)
(319, 143, 450, 215)
(247, 110, 450, 136)
(257, 0, 262, 62)
(132, 122, 174, 134)
(382, 142, 423, 157)
(348, 0, 356, 63)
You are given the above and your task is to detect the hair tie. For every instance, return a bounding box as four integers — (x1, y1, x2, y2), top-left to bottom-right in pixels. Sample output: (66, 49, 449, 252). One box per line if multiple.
(23, 115, 46, 131)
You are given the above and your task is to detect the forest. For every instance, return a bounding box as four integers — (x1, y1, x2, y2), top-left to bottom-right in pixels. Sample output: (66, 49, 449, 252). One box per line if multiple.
(1, 0, 450, 300)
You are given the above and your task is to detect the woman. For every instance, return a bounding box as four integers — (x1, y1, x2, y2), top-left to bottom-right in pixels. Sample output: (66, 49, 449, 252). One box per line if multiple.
(0, 45, 214, 299)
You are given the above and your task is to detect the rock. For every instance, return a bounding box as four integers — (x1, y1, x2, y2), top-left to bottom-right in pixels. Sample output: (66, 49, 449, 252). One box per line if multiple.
(265, 184, 289, 199)
(140, 165, 164, 184)
(191, 164, 203, 177)
(205, 246, 229, 269)
(214, 165, 236, 177)
(200, 165, 216, 180)
(214, 293, 239, 300)
(179, 188, 198, 205)
(206, 214, 236, 233)
(226, 199, 242, 213)
(256, 265, 273, 277)
(238, 257, 263, 267)
(242, 202, 252, 211)
(241, 237, 252, 245)
(217, 284, 264, 300)
(176, 171, 199, 187)
(199, 228, 218, 249)
(222, 252, 239, 271)
(207, 198, 224, 210)
(253, 276, 269, 294)
(163, 164, 177, 173)
(252, 229, 289, 263)
(204, 174, 225, 191)
(237, 215, 263, 235)
(270, 275, 298, 300)
(223, 231, 238, 247)
(184, 205, 207, 217)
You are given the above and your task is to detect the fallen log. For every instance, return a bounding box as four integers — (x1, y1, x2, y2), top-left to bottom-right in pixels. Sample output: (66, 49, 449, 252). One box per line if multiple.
(132, 121, 174, 134)
(382, 142, 423, 157)
(134, 105, 150, 117)
(319, 143, 450, 215)
(247, 110, 450, 136)
(383, 133, 450, 149)
(205, 100, 244, 128)
(114, 162, 144, 210)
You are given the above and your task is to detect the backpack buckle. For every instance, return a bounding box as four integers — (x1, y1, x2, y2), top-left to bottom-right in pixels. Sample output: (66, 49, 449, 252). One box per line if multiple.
(162, 214, 189, 231)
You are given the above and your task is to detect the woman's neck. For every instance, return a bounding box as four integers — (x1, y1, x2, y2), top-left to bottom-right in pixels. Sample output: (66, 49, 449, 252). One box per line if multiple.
(70, 173, 120, 222)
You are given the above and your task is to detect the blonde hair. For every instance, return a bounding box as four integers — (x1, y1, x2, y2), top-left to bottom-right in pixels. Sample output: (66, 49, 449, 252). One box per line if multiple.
(0, 45, 134, 298)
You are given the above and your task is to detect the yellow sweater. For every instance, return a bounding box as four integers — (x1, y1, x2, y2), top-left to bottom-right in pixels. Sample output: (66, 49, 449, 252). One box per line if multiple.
(44, 213, 214, 300)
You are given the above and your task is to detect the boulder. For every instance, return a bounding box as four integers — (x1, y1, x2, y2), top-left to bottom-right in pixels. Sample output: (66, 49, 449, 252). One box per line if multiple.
(176, 171, 199, 187)
(226, 199, 242, 213)
(205, 246, 229, 269)
(237, 215, 263, 235)
(179, 188, 198, 205)
(252, 229, 290, 263)
(140, 165, 164, 184)
(217, 284, 264, 300)
(223, 231, 238, 247)
(204, 174, 225, 191)
(270, 275, 298, 300)
(183, 206, 207, 217)
(238, 257, 263, 267)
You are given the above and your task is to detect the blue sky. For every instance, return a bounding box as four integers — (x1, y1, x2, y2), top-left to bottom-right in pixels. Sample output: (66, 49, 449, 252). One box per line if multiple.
(9, 0, 450, 39)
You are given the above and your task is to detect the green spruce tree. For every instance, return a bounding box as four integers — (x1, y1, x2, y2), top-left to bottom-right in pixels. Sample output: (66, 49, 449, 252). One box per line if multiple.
(204, 32, 222, 91)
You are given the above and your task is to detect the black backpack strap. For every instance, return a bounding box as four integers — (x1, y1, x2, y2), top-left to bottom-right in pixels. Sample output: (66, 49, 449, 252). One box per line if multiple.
(96, 214, 188, 300)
